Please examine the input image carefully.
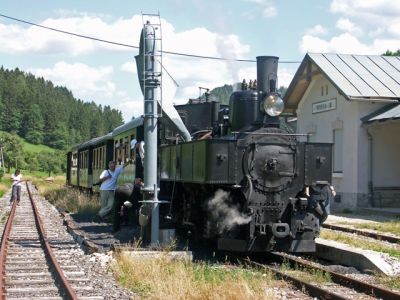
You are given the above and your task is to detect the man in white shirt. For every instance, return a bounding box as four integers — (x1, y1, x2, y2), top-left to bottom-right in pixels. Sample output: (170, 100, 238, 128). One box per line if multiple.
(93, 160, 130, 222)
(10, 169, 22, 205)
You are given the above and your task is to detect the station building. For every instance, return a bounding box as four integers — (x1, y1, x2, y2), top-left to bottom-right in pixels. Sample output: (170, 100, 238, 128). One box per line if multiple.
(284, 53, 400, 210)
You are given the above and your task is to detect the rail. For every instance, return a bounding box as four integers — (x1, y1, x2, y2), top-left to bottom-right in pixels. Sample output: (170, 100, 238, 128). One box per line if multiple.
(0, 193, 17, 298)
(25, 182, 78, 299)
(323, 223, 400, 244)
(0, 182, 78, 299)
(271, 252, 400, 300)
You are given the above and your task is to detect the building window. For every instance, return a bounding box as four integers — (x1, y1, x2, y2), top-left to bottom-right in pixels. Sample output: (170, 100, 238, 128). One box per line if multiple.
(321, 86, 324, 96)
(325, 85, 328, 95)
(333, 129, 343, 173)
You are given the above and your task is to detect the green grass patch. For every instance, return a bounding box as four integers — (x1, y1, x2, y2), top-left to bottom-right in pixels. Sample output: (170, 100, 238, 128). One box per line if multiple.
(112, 252, 277, 299)
(376, 274, 400, 290)
(1, 211, 10, 224)
(22, 139, 56, 154)
(320, 230, 400, 259)
(335, 221, 400, 237)
(42, 187, 100, 214)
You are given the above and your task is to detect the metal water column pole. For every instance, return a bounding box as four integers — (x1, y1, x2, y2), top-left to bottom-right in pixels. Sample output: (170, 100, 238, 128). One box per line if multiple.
(142, 22, 160, 245)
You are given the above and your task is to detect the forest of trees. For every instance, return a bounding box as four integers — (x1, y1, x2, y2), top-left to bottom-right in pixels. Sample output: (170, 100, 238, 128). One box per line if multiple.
(0, 67, 123, 150)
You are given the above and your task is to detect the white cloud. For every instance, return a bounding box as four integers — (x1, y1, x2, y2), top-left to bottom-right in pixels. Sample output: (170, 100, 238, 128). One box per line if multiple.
(300, 32, 399, 55)
(116, 99, 143, 122)
(1, 13, 261, 121)
(29, 61, 116, 100)
(243, 0, 277, 18)
(306, 25, 328, 36)
(299, 0, 400, 55)
(330, 0, 400, 17)
(120, 62, 137, 74)
(336, 18, 362, 35)
(0, 15, 143, 56)
(330, 0, 400, 38)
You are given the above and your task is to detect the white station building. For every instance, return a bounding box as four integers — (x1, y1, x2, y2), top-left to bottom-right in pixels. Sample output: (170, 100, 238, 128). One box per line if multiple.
(284, 53, 400, 211)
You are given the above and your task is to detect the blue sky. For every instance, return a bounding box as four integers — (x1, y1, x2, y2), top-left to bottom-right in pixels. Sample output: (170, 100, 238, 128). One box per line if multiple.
(1, 0, 399, 121)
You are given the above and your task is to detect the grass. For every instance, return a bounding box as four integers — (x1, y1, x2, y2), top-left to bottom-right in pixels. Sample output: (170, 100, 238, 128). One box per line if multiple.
(1, 211, 10, 224)
(335, 221, 400, 237)
(320, 230, 400, 259)
(42, 187, 100, 214)
(1, 171, 98, 214)
(376, 274, 400, 290)
(22, 139, 56, 154)
(111, 251, 278, 300)
(0, 177, 12, 198)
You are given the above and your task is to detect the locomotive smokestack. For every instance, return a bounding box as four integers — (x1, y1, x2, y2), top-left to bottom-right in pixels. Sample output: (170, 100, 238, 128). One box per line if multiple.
(256, 56, 279, 96)
(256, 56, 280, 126)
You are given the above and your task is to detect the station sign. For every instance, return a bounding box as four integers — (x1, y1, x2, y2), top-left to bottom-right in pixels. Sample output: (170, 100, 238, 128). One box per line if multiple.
(312, 98, 336, 114)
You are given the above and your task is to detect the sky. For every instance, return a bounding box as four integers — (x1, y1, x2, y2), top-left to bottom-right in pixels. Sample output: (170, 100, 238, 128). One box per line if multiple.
(1, 0, 400, 121)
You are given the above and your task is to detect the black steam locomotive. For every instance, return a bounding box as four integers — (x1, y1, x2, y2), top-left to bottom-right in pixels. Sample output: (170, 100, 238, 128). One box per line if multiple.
(158, 56, 333, 253)
(67, 56, 333, 253)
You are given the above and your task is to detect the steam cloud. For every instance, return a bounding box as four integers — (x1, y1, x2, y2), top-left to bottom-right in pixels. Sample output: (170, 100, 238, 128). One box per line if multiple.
(206, 189, 251, 237)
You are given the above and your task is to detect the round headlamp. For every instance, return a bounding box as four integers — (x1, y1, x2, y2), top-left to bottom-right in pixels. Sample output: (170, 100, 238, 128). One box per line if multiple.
(263, 94, 284, 116)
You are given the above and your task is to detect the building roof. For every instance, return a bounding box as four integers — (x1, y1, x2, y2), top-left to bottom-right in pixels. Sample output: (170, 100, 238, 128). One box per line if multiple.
(284, 53, 400, 114)
(361, 103, 400, 124)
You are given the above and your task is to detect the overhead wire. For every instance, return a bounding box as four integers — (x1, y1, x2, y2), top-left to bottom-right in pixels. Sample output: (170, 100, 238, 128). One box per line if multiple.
(0, 13, 301, 64)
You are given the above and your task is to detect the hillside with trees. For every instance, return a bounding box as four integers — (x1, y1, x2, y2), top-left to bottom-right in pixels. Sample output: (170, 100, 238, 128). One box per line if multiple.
(0, 67, 123, 150)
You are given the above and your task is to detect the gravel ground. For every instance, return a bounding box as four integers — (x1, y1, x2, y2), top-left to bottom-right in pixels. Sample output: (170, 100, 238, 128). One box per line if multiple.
(1, 185, 135, 300)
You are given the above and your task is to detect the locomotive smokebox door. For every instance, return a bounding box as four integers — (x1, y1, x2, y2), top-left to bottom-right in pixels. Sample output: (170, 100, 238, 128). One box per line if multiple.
(304, 143, 333, 185)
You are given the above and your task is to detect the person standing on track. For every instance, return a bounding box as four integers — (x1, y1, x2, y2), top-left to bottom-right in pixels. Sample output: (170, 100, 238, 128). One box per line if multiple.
(93, 160, 130, 222)
(10, 169, 23, 205)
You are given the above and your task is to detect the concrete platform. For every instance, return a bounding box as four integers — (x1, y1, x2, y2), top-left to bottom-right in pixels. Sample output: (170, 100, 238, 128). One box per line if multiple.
(316, 238, 399, 276)
(116, 248, 193, 262)
(63, 213, 140, 253)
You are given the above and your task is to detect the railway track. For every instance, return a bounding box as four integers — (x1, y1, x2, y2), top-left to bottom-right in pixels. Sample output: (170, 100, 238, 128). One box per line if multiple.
(0, 183, 103, 300)
(322, 223, 400, 244)
(239, 252, 400, 300)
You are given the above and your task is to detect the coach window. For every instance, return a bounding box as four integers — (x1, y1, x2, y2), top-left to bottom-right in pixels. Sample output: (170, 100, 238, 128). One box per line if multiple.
(333, 129, 343, 173)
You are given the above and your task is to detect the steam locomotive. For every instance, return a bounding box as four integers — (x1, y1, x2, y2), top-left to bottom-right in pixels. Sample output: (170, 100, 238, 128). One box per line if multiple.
(67, 56, 333, 253)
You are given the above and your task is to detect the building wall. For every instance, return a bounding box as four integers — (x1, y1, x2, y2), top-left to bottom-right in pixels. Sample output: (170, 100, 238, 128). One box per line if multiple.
(368, 122, 400, 207)
(296, 75, 389, 210)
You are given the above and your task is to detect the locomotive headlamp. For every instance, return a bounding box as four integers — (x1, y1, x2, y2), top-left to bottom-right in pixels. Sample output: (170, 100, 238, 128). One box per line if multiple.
(263, 93, 284, 116)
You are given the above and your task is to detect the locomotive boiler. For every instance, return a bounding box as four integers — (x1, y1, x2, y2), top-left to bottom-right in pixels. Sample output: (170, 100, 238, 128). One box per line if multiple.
(159, 56, 334, 253)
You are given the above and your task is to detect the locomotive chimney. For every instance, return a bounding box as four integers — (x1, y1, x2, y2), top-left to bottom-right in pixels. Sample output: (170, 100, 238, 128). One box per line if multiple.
(256, 56, 280, 125)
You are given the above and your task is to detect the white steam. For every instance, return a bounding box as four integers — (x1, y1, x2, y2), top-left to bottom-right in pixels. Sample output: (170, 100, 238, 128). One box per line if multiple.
(206, 189, 251, 236)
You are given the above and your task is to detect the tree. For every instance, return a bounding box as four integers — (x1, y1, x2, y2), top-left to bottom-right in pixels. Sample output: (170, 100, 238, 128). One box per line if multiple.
(20, 104, 44, 144)
(383, 50, 400, 56)
(0, 132, 24, 172)
(37, 150, 61, 176)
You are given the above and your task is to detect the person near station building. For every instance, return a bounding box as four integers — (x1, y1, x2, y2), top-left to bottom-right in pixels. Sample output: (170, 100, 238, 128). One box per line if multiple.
(93, 160, 130, 222)
(112, 177, 144, 233)
(10, 169, 23, 205)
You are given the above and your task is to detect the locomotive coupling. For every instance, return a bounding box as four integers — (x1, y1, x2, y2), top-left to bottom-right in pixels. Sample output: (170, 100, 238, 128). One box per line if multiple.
(272, 222, 290, 238)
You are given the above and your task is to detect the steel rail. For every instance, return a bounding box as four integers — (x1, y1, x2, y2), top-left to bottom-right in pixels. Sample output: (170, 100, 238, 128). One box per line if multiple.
(241, 257, 349, 300)
(323, 223, 400, 244)
(0, 196, 18, 299)
(272, 252, 400, 300)
(26, 182, 78, 300)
